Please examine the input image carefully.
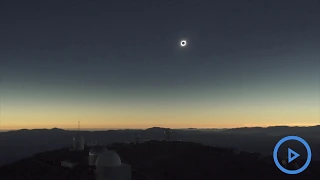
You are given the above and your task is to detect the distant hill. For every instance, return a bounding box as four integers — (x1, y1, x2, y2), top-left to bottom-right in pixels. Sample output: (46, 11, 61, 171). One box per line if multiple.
(224, 125, 320, 136)
(145, 127, 168, 132)
(1, 125, 320, 166)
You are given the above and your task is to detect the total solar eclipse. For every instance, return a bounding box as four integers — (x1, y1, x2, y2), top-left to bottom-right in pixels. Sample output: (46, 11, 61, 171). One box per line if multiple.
(180, 40, 187, 47)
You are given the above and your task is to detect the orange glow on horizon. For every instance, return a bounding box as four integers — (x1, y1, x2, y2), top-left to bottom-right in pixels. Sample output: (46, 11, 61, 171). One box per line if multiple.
(1, 122, 319, 131)
(1, 91, 318, 131)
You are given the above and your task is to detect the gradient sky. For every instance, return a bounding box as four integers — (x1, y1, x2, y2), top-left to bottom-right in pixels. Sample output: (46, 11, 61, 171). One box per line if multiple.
(0, 0, 319, 130)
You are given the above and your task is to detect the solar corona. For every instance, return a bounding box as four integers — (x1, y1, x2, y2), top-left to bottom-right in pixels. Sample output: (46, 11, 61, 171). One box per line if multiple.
(180, 40, 187, 47)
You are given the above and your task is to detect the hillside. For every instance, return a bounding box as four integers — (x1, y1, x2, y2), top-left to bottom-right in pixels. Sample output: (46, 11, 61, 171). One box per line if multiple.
(1, 126, 320, 166)
(1, 141, 319, 179)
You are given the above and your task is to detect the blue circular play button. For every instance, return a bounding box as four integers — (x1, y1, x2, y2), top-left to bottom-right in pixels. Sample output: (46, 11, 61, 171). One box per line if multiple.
(273, 136, 312, 174)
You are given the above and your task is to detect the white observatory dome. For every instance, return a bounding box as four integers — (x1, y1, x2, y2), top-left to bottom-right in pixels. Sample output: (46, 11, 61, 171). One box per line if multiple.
(89, 146, 108, 166)
(95, 151, 122, 167)
(73, 133, 85, 151)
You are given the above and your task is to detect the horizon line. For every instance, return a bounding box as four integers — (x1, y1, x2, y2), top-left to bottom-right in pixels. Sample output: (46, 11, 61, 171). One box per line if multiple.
(1, 124, 319, 132)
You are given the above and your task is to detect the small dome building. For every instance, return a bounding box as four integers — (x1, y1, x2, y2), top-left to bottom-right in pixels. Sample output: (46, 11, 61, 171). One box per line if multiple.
(95, 151, 122, 167)
(89, 146, 108, 166)
(95, 151, 131, 180)
(73, 133, 85, 151)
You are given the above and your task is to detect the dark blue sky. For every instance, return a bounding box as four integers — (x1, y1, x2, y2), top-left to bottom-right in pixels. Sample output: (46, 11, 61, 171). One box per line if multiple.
(0, 0, 319, 129)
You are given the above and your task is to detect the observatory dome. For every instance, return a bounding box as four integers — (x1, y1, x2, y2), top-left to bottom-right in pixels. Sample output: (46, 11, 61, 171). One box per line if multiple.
(89, 146, 108, 166)
(73, 133, 85, 150)
(95, 151, 122, 167)
(89, 146, 108, 155)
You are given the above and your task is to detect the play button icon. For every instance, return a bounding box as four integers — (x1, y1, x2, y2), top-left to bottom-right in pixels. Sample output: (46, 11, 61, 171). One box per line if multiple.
(273, 136, 312, 174)
(288, 148, 300, 163)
